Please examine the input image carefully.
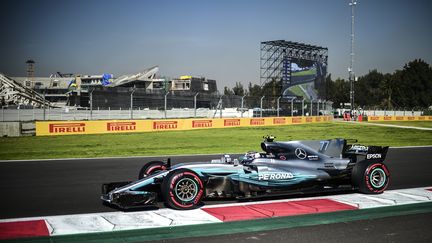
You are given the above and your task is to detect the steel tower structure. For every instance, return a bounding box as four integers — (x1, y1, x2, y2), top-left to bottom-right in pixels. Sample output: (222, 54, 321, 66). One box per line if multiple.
(349, 0, 357, 112)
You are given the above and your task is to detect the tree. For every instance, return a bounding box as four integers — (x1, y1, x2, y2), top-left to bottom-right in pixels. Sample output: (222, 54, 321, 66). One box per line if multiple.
(223, 86, 234, 95)
(329, 78, 349, 108)
(355, 69, 385, 108)
(232, 82, 245, 96)
(248, 82, 262, 97)
(397, 59, 432, 108)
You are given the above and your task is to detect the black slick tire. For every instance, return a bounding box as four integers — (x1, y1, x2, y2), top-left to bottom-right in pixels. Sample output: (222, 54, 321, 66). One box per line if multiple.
(352, 161, 390, 194)
(138, 161, 166, 179)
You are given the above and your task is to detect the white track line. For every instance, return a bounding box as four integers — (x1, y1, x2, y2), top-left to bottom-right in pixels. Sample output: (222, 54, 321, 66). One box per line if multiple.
(337, 120, 432, 131)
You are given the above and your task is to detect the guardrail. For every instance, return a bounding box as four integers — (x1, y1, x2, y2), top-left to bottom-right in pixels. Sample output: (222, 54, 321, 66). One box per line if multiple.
(35, 116, 333, 136)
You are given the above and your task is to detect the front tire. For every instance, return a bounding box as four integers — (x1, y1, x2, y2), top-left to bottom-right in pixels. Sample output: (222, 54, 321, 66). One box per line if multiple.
(352, 162, 390, 194)
(161, 169, 204, 210)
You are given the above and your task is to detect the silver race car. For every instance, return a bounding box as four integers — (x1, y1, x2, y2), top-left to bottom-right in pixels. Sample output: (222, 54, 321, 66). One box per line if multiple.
(102, 136, 390, 210)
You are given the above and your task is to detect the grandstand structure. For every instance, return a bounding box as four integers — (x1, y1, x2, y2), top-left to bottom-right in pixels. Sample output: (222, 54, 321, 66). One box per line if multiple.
(0, 73, 51, 107)
(3, 65, 218, 108)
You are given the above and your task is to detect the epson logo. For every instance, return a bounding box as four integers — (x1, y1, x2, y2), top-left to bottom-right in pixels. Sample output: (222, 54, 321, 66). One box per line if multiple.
(258, 173, 294, 180)
(367, 153, 382, 159)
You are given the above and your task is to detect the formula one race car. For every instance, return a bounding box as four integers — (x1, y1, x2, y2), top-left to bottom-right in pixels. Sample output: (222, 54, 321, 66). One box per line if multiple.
(101, 136, 390, 210)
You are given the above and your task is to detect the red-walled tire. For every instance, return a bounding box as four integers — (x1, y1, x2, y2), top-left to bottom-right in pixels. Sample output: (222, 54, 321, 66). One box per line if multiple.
(138, 161, 166, 179)
(352, 162, 390, 194)
(161, 169, 204, 210)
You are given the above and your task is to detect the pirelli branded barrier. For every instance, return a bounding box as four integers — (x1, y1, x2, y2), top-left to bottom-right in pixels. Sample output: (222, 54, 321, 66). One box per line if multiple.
(366, 116, 432, 122)
(36, 116, 332, 136)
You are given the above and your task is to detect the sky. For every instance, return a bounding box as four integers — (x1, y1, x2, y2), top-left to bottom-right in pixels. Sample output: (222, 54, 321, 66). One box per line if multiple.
(1, 0, 431, 90)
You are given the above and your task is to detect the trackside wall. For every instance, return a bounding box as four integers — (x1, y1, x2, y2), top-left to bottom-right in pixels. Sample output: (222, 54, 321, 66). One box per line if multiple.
(366, 116, 432, 122)
(35, 116, 332, 136)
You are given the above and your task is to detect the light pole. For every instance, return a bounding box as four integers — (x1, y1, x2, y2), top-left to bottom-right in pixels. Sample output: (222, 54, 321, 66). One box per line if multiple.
(349, 0, 357, 114)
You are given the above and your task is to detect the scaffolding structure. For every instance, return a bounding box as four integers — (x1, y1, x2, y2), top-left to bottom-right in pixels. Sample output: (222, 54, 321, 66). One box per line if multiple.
(260, 40, 328, 87)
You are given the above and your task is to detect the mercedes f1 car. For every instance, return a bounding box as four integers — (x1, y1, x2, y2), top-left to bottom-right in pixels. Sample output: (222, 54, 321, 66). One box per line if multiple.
(101, 136, 390, 210)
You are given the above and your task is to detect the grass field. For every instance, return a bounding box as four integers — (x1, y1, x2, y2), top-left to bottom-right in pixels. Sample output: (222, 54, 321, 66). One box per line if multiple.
(368, 121, 432, 128)
(0, 122, 431, 160)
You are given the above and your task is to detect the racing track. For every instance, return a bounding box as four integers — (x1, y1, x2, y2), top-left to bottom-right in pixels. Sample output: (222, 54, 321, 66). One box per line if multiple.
(0, 147, 431, 220)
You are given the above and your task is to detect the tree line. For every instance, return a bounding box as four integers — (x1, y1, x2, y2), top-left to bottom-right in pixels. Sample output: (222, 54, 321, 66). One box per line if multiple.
(223, 59, 432, 109)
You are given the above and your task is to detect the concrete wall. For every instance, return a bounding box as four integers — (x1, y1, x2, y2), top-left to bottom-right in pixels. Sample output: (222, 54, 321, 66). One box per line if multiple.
(0, 122, 21, 137)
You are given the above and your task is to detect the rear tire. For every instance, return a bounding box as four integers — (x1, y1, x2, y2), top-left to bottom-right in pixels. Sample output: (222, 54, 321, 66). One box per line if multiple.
(138, 161, 166, 179)
(161, 169, 204, 210)
(352, 161, 390, 194)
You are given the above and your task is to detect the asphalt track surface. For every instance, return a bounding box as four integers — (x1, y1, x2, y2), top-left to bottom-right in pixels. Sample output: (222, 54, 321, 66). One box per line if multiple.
(159, 213, 432, 243)
(0, 147, 431, 220)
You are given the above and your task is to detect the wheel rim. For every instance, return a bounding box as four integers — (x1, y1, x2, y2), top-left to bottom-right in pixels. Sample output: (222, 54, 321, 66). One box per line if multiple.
(370, 168, 386, 188)
(175, 178, 198, 201)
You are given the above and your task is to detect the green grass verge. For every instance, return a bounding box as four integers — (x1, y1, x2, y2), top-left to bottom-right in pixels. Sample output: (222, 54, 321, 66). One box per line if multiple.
(368, 121, 432, 128)
(0, 122, 431, 160)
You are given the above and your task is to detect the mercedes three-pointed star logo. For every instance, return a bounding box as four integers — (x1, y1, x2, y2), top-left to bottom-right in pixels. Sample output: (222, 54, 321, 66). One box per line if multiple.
(295, 148, 307, 159)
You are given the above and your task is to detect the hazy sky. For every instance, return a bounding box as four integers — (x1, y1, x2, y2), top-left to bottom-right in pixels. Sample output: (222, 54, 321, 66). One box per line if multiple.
(1, 0, 431, 89)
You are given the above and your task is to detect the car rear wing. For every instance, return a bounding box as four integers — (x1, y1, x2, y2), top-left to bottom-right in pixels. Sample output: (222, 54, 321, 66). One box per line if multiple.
(344, 144, 389, 163)
(365, 146, 389, 162)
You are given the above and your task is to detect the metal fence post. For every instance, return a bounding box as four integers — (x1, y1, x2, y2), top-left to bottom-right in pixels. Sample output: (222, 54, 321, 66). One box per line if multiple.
(219, 96, 223, 119)
(164, 92, 168, 119)
(260, 96, 265, 117)
(194, 92, 199, 118)
(2, 106, 4, 122)
(17, 106, 20, 121)
(302, 98, 305, 116)
(89, 89, 94, 120)
(43, 94, 46, 121)
(130, 88, 135, 119)
(323, 100, 326, 115)
(310, 99, 314, 116)
(277, 96, 281, 117)
(317, 100, 320, 116)
(32, 106, 35, 121)
(290, 98, 294, 117)
(241, 95, 246, 118)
